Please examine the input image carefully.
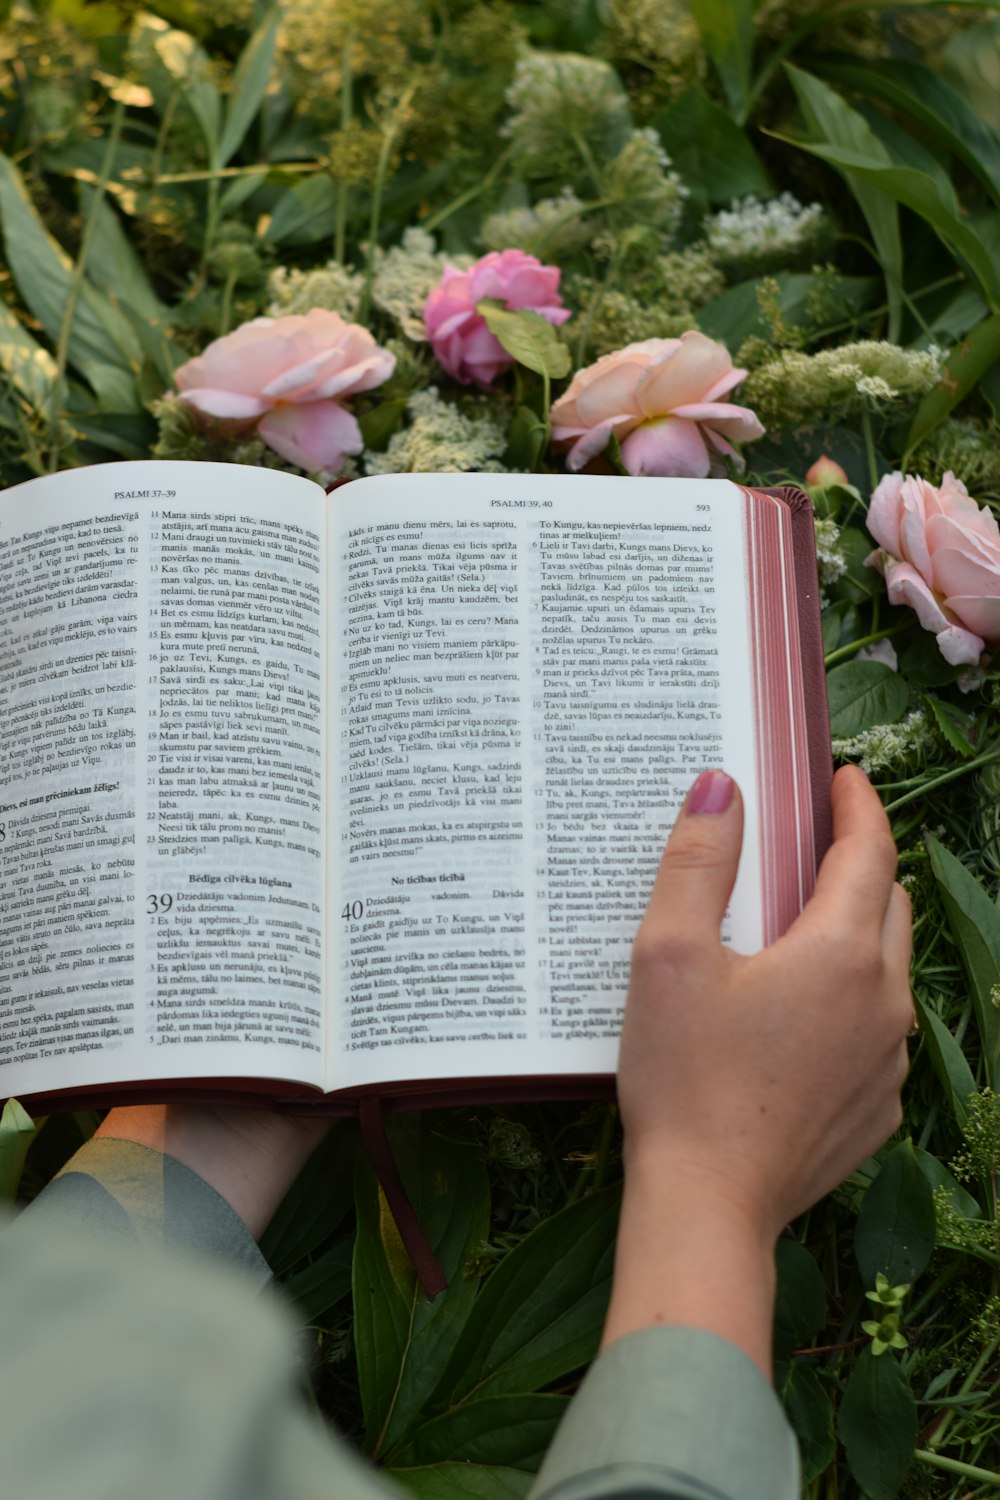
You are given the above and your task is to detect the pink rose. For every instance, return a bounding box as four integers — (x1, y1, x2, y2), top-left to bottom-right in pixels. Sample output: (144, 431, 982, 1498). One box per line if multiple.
(866, 470, 1000, 666)
(550, 331, 764, 477)
(805, 455, 849, 487)
(172, 309, 395, 473)
(423, 249, 571, 387)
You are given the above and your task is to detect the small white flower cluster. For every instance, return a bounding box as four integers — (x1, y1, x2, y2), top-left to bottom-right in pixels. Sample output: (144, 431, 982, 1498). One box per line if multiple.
(371, 227, 468, 341)
(503, 51, 628, 137)
(267, 260, 362, 321)
(501, 52, 630, 178)
(364, 388, 507, 475)
(832, 707, 935, 775)
(480, 188, 590, 256)
(814, 516, 848, 590)
(705, 192, 827, 268)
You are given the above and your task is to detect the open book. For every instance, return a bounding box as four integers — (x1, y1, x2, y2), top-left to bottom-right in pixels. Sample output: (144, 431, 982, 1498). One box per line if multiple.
(0, 460, 829, 1113)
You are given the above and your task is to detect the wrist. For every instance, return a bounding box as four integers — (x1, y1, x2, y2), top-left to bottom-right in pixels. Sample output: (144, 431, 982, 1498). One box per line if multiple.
(96, 1105, 327, 1239)
(603, 1141, 778, 1378)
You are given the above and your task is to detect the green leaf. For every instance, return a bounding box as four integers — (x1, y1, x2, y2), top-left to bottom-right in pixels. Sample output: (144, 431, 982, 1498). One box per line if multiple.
(776, 1362, 835, 1485)
(773, 1239, 827, 1360)
(921, 695, 975, 758)
(0, 1099, 39, 1200)
(476, 302, 571, 380)
(604, 430, 630, 477)
(687, 0, 755, 120)
(505, 404, 548, 472)
(907, 313, 1000, 451)
(261, 1122, 356, 1274)
(391, 1394, 570, 1471)
(261, 175, 338, 248)
(926, 836, 1000, 1087)
(387, 1464, 533, 1500)
(353, 1116, 490, 1460)
(774, 122, 1000, 308)
(838, 1347, 916, 1500)
(855, 1140, 936, 1289)
(0, 151, 141, 379)
(782, 64, 904, 340)
(913, 997, 977, 1131)
(79, 188, 164, 323)
(832, 525, 884, 604)
(895, 630, 962, 688)
(218, 7, 280, 167)
(826, 660, 908, 737)
(434, 1184, 619, 1407)
(818, 58, 1000, 210)
(358, 397, 409, 453)
(653, 86, 772, 210)
(281, 1239, 353, 1323)
(0, 301, 60, 411)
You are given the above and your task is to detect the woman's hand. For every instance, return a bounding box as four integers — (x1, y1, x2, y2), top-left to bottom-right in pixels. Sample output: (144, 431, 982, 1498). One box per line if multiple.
(604, 765, 913, 1372)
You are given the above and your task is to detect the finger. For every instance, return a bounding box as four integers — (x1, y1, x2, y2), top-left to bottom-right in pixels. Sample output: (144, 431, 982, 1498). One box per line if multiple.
(807, 766, 898, 932)
(881, 883, 913, 977)
(642, 770, 745, 943)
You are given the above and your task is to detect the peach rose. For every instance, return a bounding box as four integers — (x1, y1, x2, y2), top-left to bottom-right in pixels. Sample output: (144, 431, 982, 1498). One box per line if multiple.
(172, 309, 395, 473)
(866, 470, 1000, 666)
(550, 330, 764, 476)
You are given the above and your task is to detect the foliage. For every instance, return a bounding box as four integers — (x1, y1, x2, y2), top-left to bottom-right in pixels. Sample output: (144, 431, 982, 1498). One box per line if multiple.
(6, 0, 1000, 1493)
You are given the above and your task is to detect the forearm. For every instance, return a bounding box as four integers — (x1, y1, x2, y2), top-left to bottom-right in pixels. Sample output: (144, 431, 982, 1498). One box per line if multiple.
(601, 1148, 776, 1379)
(93, 1105, 324, 1240)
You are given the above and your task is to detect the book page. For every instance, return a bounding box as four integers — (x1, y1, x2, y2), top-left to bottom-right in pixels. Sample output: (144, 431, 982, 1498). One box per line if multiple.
(0, 461, 328, 1100)
(327, 473, 769, 1092)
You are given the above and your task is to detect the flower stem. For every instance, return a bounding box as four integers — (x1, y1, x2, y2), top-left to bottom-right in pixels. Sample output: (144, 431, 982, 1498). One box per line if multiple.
(861, 405, 878, 494)
(914, 1447, 1000, 1484)
(220, 267, 238, 336)
(421, 143, 516, 234)
(334, 39, 353, 265)
(881, 745, 1000, 814)
(824, 623, 906, 668)
(359, 84, 416, 325)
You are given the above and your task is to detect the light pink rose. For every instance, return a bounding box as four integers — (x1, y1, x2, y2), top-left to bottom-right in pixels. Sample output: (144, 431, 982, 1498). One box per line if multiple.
(805, 455, 849, 487)
(172, 309, 395, 473)
(423, 249, 571, 387)
(549, 331, 764, 477)
(866, 470, 1000, 666)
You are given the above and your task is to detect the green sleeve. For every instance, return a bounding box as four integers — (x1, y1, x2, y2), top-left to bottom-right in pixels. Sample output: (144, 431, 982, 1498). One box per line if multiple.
(13, 1135, 271, 1284)
(531, 1326, 799, 1500)
(8, 1138, 799, 1500)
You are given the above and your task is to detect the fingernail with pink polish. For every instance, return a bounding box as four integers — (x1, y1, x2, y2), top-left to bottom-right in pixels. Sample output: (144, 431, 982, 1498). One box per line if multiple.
(686, 770, 735, 815)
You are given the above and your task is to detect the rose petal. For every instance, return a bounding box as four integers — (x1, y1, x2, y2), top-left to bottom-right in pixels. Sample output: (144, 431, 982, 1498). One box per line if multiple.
(620, 417, 711, 478)
(866, 472, 905, 558)
(635, 331, 736, 418)
(940, 592, 1000, 643)
(935, 624, 986, 667)
(670, 401, 766, 443)
(175, 388, 272, 423)
(257, 400, 362, 473)
(562, 414, 638, 471)
(883, 557, 952, 635)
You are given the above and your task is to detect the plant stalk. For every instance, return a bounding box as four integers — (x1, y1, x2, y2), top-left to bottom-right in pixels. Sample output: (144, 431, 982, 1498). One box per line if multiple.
(49, 97, 125, 469)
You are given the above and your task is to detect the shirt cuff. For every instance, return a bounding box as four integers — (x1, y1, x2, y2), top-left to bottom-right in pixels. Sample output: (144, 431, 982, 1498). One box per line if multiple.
(14, 1137, 271, 1287)
(530, 1326, 800, 1500)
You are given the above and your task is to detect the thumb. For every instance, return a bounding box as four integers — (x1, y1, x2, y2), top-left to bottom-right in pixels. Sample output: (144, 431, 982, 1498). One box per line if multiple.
(644, 771, 745, 941)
